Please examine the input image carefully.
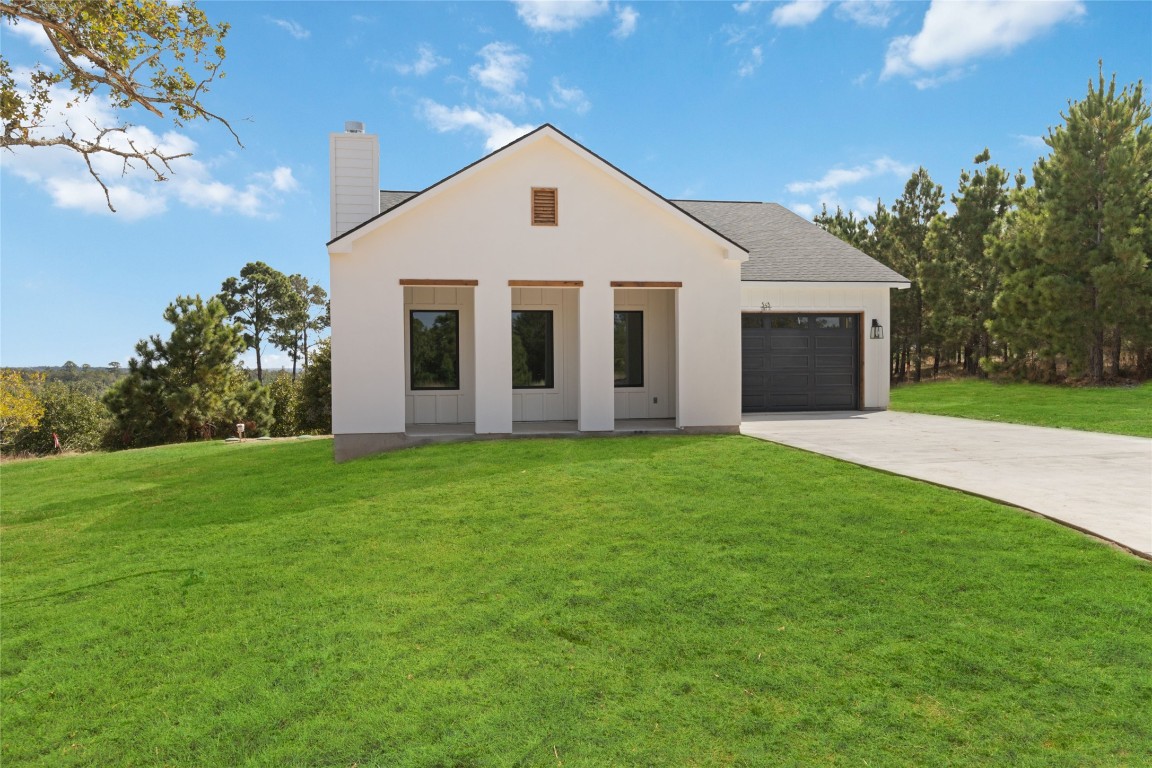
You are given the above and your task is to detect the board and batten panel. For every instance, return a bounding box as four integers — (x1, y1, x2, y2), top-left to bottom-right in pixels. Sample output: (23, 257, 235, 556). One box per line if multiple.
(511, 287, 578, 421)
(404, 287, 476, 424)
(613, 288, 677, 420)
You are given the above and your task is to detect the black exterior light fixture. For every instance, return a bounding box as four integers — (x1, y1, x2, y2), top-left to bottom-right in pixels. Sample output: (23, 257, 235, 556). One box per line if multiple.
(870, 319, 884, 340)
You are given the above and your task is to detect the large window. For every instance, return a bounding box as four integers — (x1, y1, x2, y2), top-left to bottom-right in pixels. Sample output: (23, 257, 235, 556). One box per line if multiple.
(512, 311, 554, 388)
(409, 310, 459, 390)
(614, 311, 644, 387)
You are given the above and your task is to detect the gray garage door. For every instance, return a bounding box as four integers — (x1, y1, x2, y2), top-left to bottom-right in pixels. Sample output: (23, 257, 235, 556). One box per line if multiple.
(742, 314, 858, 412)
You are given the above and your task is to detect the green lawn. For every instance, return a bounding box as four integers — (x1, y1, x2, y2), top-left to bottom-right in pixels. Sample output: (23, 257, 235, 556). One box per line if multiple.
(3, 437, 1150, 766)
(890, 378, 1152, 437)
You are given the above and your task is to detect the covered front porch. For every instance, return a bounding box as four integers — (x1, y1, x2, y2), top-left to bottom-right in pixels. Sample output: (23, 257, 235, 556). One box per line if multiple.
(402, 281, 680, 436)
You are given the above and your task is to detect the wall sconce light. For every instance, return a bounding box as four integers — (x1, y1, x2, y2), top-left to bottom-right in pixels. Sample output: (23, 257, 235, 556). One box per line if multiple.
(870, 319, 884, 340)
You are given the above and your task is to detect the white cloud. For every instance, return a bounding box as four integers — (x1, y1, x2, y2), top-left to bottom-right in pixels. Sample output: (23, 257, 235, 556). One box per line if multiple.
(418, 100, 536, 152)
(770, 0, 831, 27)
(792, 202, 815, 219)
(513, 0, 610, 32)
(733, 1, 757, 13)
(268, 18, 310, 40)
(1014, 133, 1047, 151)
(786, 156, 912, 194)
(6, 17, 52, 50)
(612, 6, 639, 38)
(910, 67, 971, 90)
(836, 0, 895, 28)
(395, 44, 449, 76)
(883, 0, 1085, 81)
(471, 42, 531, 106)
(738, 45, 764, 77)
(549, 78, 591, 114)
(0, 84, 298, 220)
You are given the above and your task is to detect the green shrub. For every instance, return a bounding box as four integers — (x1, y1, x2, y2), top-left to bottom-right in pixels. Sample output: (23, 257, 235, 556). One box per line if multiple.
(299, 339, 331, 433)
(267, 373, 302, 436)
(11, 381, 110, 454)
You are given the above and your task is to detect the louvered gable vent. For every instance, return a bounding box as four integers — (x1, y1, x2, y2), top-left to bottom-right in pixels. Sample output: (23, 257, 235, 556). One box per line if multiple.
(531, 187, 558, 226)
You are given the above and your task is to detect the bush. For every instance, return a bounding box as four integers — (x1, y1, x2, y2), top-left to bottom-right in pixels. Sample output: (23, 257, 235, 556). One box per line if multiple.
(299, 339, 331, 433)
(10, 381, 111, 454)
(267, 373, 302, 437)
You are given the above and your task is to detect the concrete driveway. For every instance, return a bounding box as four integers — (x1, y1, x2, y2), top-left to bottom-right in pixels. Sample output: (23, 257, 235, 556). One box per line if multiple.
(741, 411, 1152, 558)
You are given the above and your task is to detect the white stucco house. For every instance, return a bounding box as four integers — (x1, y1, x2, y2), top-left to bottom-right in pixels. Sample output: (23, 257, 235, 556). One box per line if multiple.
(327, 123, 908, 461)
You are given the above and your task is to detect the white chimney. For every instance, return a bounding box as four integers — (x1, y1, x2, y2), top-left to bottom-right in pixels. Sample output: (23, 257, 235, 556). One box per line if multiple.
(329, 121, 379, 240)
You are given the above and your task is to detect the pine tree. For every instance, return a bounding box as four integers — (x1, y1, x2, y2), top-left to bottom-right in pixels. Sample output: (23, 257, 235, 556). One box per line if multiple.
(923, 150, 1016, 375)
(888, 168, 944, 382)
(1028, 67, 1152, 380)
(104, 295, 270, 446)
(218, 262, 295, 382)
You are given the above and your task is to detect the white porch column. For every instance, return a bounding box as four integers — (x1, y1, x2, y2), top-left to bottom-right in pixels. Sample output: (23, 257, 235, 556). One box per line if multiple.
(473, 281, 512, 434)
(578, 283, 615, 432)
(331, 264, 405, 435)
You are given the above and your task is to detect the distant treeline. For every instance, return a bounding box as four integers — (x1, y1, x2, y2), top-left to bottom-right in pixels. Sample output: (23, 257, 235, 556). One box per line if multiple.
(1, 262, 332, 457)
(814, 68, 1150, 384)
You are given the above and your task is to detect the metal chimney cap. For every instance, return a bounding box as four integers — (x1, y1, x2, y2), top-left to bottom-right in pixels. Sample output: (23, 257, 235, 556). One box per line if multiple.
(344, 120, 365, 133)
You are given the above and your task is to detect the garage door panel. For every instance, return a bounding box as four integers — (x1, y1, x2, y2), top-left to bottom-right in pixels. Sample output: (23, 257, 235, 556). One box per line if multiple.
(815, 373, 854, 387)
(742, 336, 767, 354)
(768, 392, 812, 408)
(815, 353, 854, 368)
(742, 313, 858, 413)
(814, 391, 855, 408)
(742, 392, 769, 410)
(770, 354, 811, 370)
(743, 351, 768, 370)
(769, 373, 811, 390)
(770, 336, 811, 350)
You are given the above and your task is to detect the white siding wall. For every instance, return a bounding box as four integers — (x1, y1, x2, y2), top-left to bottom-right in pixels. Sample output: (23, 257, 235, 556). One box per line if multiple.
(329, 132, 379, 240)
(739, 282, 896, 408)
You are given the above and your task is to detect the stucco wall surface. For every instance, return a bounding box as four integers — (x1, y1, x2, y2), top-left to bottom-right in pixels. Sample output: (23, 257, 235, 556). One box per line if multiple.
(330, 133, 743, 436)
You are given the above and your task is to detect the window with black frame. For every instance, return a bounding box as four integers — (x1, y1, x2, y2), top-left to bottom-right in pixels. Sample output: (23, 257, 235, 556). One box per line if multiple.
(409, 310, 459, 389)
(613, 311, 644, 387)
(512, 310, 554, 388)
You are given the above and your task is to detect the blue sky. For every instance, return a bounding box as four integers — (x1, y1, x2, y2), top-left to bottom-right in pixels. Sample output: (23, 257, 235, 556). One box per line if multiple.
(1, 0, 1149, 368)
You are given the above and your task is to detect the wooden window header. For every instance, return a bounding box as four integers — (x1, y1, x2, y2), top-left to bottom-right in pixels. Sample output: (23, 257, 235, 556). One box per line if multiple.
(399, 279, 478, 286)
(531, 187, 558, 226)
(508, 280, 583, 287)
(610, 281, 683, 288)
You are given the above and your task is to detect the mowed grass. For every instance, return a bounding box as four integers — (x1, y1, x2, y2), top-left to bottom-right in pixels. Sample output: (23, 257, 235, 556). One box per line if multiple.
(2, 437, 1150, 767)
(890, 378, 1152, 437)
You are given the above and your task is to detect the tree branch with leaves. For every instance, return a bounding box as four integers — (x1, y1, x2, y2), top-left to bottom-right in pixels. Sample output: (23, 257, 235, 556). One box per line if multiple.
(0, 0, 238, 211)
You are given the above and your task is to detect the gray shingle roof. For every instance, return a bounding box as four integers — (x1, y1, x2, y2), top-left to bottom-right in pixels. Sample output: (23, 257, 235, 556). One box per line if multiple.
(377, 190, 906, 283)
(380, 190, 418, 212)
(671, 200, 907, 283)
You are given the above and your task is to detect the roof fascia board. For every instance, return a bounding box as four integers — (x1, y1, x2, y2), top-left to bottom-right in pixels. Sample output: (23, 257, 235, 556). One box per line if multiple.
(742, 280, 911, 289)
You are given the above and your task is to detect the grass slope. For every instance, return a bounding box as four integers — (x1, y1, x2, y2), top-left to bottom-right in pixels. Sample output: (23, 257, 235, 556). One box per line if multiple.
(890, 379, 1152, 437)
(3, 437, 1150, 767)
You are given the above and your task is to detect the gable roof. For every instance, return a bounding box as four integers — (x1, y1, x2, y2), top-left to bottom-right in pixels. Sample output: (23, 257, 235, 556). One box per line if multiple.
(329, 124, 748, 261)
(343, 126, 906, 285)
(671, 200, 908, 283)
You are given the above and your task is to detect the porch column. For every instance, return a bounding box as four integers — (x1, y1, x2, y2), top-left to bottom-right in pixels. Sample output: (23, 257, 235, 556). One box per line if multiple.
(473, 281, 512, 434)
(578, 282, 615, 432)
